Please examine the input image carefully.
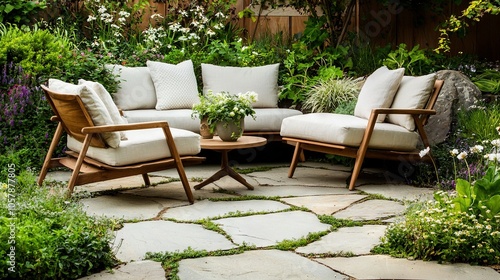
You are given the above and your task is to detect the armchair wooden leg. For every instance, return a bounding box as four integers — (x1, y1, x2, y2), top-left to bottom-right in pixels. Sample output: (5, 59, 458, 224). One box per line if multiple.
(288, 142, 303, 178)
(38, 123, 64, 186)
(142, 173, 151, 186)
(67, 134, 93, 197)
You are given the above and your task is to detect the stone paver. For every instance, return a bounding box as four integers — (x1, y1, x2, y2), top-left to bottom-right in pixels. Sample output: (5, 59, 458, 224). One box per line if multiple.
(162, 199, 290, 221)
(113, 220, 237, 262)
(81, 194, 188, 220)
(357, 183, 435, 202)
(177, 250, 348, 280)
(296, 225, 387, 255)
(317, 255, 500, 280)
(60, 163, 500, 280)
(333, 199, 406, 221)
(79, 260, 165, 279)
(281, 194, 367, 215)
(216, 211, 331, 247)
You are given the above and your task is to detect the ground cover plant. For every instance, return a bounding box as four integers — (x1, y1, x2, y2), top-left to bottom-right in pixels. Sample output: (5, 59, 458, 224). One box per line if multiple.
(0, 171, 117, 279)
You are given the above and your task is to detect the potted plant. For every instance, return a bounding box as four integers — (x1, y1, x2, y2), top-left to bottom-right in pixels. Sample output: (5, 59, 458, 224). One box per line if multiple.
(192, 91, 258, 141)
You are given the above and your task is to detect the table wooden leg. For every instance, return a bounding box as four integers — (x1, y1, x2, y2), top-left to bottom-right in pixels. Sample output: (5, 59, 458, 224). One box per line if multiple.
(194, 150, 254, 190)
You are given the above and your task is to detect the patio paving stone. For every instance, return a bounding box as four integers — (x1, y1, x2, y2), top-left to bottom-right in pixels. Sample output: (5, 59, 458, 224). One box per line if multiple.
(177, 249, 348, 280)
(317, 255, 500, 280)
(296, 225, 387, 255)
(357, 183, 435, 202)
(162, 199, 291, 221)
(215, 211, 331, 247)
(333, 199, 406, 221)
(79, 260, 165, 280)
(281, 194, 367, 215)
(113, 220, 237, 262)
(81, 193, 188, 220)
(250, 166, 350, 187)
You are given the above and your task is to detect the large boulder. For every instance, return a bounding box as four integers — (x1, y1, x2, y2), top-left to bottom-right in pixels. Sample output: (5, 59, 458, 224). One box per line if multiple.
(425, 70, 482, 145)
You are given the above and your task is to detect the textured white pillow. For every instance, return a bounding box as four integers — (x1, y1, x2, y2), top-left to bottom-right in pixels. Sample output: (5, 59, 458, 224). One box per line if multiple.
(48, 79, 121, 148)
(106, 65, 157, 110)
(78, 79, 128, 140)
(147, 60, 200, 110)
(387, 73, 437, 131)
(201, 63, 280, 108)
(354, 66, 405, 122)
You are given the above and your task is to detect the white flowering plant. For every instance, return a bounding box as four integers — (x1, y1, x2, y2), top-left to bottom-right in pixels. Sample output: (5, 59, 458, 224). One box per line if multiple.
(192, 91, 258, 133)
(375, 137, 500, 264)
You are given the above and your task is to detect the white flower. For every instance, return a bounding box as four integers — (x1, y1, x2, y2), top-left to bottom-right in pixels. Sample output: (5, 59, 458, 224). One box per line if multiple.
(87, 15, 96, 22)
(98, 5, 107, 14)
(419, 147, 430, 158)
(470, 145, 484, 153)
(492, 139, 500, 147)
(457, 151, 467, 160)
(450, 149, 459, 156)
(119, 11, 130, 18)
(206, 29, 216, 37)
(151, 13, 164, 20)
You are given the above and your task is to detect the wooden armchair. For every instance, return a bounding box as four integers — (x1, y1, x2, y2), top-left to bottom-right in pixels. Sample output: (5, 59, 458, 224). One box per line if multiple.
(37, 85, 204, 203)
(280, 68, 444, 191)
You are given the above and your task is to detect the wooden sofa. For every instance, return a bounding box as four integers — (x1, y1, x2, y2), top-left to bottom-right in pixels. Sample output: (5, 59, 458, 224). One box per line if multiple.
(280, 66, 444, 190)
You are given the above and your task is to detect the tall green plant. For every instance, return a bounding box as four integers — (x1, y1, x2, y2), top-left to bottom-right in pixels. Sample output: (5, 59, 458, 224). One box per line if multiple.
(302, 77, 360, 113)
(383, 43, 433, 75)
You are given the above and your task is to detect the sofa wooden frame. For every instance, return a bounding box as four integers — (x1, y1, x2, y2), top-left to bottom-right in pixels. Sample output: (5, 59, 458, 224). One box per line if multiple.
(37, 85, 204, 203)
(282, 79, 444, 191)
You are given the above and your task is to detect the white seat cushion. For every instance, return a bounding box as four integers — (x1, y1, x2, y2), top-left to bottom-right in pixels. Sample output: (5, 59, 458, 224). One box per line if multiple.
(123, 109, 200, 132)
(280, 113, 419, 151)
(201, 63, 280, 108)
(147, 60, 200, 110)
(388, 73, 437, 131)
(67, 128, 201, 166)
(244, 108, 303, 132)
(106, 65, 157, 110)
(48, 79, 121, 148)
(354, 66, 404, 122)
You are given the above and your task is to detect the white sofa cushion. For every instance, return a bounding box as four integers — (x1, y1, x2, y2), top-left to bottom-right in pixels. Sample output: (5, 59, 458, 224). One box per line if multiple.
(67, 127, 201, 166)
(201, 63, 280, 108)
(107, 65, 157, 110)
(387, 73, 437, 131)
(48, 79, 121, 148)
(147, 60, 200, 110)
(243, 108, 303, 132)
(123, 109, 200, 132)
(354, 66, 404, 122)
(78, 79, 128, 140)
(280, 113, 419, 151)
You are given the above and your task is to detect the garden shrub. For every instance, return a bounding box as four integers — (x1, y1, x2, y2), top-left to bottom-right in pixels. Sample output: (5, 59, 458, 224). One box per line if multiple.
(0, 171, 117, 279)
(0, 0, 46, 25)
(302, 76, 360, 113)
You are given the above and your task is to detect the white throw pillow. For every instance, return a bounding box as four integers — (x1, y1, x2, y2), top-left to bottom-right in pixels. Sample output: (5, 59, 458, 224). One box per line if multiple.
(48, 79, 121, 148)
(387, 73, 437, 131)
(78, 79, 128, 140)
(147, 60, 200, 110)
(106, 65, 157, 110)
(354, 66, 405, 122)
(201, 63, 280, 108)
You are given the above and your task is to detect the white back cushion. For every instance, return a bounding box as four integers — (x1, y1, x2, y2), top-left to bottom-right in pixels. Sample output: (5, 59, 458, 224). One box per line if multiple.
(48, 79, 121, 148)
(201, 63, 280, 108)
(387, 73, 437, 131)
(147, 60, 200, 110)
(354, 66, 405, 122)
(78, 79, 128, 140)
(107, 65, 157, 110)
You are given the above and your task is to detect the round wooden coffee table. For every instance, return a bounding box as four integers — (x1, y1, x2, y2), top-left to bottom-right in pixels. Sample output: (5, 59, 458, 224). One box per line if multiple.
(194, 136, 267, 190)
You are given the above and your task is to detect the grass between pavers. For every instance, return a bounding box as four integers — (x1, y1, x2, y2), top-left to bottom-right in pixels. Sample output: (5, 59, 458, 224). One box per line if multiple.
(144, 190, 393, 279)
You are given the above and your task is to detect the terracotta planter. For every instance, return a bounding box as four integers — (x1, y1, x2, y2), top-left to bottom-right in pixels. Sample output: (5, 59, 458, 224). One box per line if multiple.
(216, 119, 244, 141)
(199, 116, 214, 139)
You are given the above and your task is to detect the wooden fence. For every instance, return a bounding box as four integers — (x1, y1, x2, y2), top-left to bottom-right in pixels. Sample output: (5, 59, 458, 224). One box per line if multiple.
(149, 0, 500, 61)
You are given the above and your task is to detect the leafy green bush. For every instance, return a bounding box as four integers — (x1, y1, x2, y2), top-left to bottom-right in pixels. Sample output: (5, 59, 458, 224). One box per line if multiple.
(0, 0, 46, 25)
(472, 70, 500, 94)
(383, 43, 434, 76)
(0, 24, 73, 79)
(302, 77, 360, 113)
(0, 171, 117, 279)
